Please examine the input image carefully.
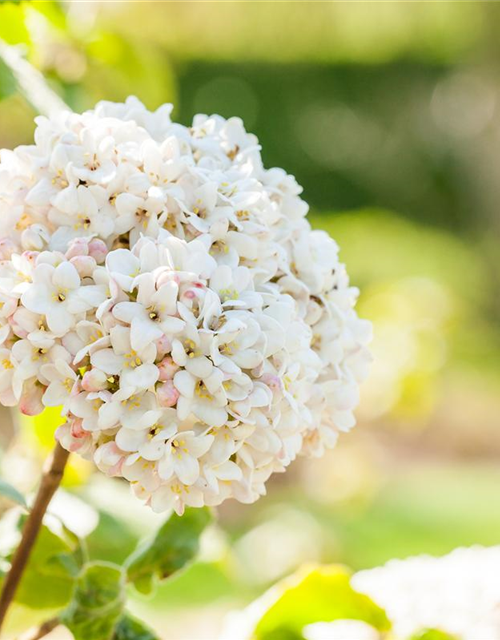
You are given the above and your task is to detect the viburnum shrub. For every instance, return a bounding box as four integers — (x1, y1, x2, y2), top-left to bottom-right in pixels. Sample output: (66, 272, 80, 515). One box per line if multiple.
(0, 97, 371, 636)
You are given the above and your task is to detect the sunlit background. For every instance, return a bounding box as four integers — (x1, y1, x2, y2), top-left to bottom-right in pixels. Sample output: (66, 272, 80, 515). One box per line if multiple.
(1, 2, 500, 638)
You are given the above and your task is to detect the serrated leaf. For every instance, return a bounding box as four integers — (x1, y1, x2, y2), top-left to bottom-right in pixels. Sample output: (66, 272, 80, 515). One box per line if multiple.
(253, 565, 391, 640)
(125, 507, 212, 595)
(113, 613, 159, 640)
(61, 562, 126, 640)
(0, 478, 27, 509)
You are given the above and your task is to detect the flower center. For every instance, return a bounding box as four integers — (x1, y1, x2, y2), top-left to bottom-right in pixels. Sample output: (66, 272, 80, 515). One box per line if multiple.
(32, 347, 48, 361)
(148, 425, 162, 440)
(53, 288, 68, 303)
(172, 438, 188, 459)
(148, 307, 160, 321)
(210, 240, 229, 256)
(74, 214, 92, 230)
(121, 395, 142, 410)
(219, 288, 239, 303)
(136, 208, 151, 229)
(184, 339, 198, 358)
(220, 341, 238, 356)
(123, 350, 142, 368)
(195, 381, 212, 400)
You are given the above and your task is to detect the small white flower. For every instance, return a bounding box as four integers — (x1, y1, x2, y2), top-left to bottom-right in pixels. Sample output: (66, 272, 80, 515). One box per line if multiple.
(158, 430, 214, 485)
(90, 325, 158, 395)
(21, 261, 103, 336)
(41, 360, 79, 406)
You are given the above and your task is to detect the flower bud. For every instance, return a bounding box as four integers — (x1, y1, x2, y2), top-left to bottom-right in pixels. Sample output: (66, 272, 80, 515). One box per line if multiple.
(157, 380, 180, 407)
(0, 238, 16, 260)
(82, 368, 108, 392)
(155, 335, 172, 359)
(70, 255, 97, 278)
(66, 237, 90, 259)
(88, 238, 108, 263)
(157, 355, 179, 381)
(19, 385, 44, 415)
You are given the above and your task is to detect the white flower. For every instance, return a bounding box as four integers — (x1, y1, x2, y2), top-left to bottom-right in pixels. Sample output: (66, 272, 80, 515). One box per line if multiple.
(41, 360, 79, 406)
(158, 429, 214, 485)
(97, 390, 162, 431)
(50, 184, 114, 240)
(21, 261, 103, 335)
(112, 273, 185, 352)
(174, 368, 228, 428)
(90, 325, 158, 395)
(0, 97, 372, 512)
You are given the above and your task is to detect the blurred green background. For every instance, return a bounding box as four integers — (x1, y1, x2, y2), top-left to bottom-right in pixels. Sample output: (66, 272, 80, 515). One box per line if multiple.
(1, 2, 500, 638)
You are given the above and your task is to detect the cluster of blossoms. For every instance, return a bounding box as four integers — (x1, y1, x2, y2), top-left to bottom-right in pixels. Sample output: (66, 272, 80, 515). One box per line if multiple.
(223, 547, 500, 640)
(0, 97, 371, 513)
(352, 546, 500, 639)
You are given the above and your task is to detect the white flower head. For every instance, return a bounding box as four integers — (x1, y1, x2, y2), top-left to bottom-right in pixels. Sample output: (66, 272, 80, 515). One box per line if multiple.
(0, 97, 372, 512)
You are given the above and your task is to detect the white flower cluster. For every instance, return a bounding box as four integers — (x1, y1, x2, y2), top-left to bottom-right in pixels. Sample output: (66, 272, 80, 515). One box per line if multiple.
(353, 546, 500, 639)
(223, 547, 500, 640)
(0, 97, 371, 513)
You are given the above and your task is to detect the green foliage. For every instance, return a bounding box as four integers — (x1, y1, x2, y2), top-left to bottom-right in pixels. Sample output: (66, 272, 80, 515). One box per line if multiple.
(411, 630, 460, 640)
(113, 613, 159, 640)
(0, 2, 29, 44)
(0, 503, 213, 637)
(14, 522, 82, 610)
(0, 59, 16, 100)
(125, 507, 212, 595)
(0, 478, 27, 509)
(61, 561, 126, 640)
(253, 565, 391, 640)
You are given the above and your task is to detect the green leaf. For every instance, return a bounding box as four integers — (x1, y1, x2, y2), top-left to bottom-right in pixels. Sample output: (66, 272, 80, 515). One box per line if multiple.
(0, 478, 27, 509)
(253, 565, 391, 640)
(411, 629, 460, 640)
(0, 2, 30, 44)
(125, 507, 212, 595)
(113, 613, 159, 640)
(61, 561, 126, 640)
(14, 522, 82, 609)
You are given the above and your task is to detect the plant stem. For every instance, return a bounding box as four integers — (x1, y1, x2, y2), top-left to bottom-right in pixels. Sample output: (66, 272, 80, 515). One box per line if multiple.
(17, 618, 59, 640)
(0, 442, 70, 634)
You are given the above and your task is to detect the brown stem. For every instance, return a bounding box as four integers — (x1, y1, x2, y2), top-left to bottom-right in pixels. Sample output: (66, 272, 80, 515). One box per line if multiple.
(0, 442, 70, 635)
(17, 618, 59, 640)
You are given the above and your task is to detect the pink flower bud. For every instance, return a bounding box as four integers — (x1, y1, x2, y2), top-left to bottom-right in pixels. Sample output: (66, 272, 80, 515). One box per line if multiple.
(82, 368, 108, 392)
(88, 238, 108, 263)
(70, 418, 86, 439)
(70, 255, 96, 278)
(261, 373, 283, 394)
(21, 250, 38, 264)
(19, 385, 44, 415)
(155, 335, 172, 359)
(95, 441, 124, 477)
(157, 356, 179, 381)
(66, 237, 90, 259)
(157, 380, 180, 407)
(56, 423, 90, 454)
(0, 238, 16, 260)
